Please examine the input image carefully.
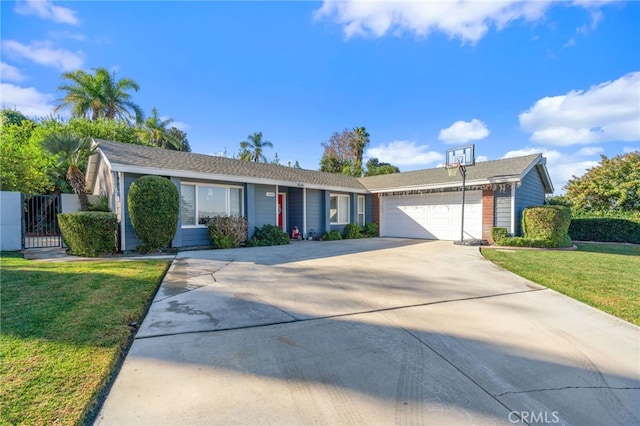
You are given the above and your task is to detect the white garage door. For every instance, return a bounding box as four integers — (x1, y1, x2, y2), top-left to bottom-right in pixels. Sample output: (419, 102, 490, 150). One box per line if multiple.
(381, 191, 482, 240)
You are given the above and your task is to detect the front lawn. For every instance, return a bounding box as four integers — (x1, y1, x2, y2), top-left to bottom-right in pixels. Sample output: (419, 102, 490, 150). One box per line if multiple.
(481, 243, 640, 326)
(0, 252, 170, 425)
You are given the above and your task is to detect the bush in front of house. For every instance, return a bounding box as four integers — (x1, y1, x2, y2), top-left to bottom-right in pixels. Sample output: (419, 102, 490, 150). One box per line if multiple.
(58, 211, 117, 257)
(322, 230, 342, 241)
(343, 223, 363, 239)
(127, 175, 179, 252)
(247, 224, 290, 247)
(207, 216, 249, 249)
(522, 205, 572, 248)
(492, 205, 572, 248)
(363, 222, 378, 238)
(491, 227, 509, 245)
(569, 217, 640, 244)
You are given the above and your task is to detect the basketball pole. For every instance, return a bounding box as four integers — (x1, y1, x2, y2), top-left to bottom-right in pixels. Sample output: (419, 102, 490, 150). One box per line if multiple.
(460, 165, 466, 244)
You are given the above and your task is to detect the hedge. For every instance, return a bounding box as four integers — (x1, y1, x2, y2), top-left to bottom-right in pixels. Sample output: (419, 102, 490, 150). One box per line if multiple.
(569, 218, 640, 244)
(207, 216, 248, 249)
(343, 223, 363, 239)
(247, 224, 290, 247)
(522, 205, 572, 248)
(128, 175, 179, 252)
(58, 212, 117, 257)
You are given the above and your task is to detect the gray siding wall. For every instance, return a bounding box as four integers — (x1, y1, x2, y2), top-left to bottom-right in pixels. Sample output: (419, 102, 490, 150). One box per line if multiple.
(287, 188, 304, 234)
(180, 228, 210, 247)
(305, 189, 324, 236)
(365, 194, 374, 224)
(254, 184, 276, 229)
(494, 188, 512, 234)
(515, 168, 546, 235)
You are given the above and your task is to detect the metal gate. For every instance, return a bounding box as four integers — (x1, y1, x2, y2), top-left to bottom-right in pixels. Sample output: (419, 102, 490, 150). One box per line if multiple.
(23, 194, 62, 248)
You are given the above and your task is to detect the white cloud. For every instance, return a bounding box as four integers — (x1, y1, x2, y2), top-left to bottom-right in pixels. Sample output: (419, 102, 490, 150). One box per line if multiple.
(1, 40, 84, 71)
(14, 0, 78, 25)
(366, 140, 443, 167)
(1, 62, 27, 82)
(577, 9, 603, 34)
(439, 119, 489, 144)
(577, 146, 603, 156)
(503, 147, 599, 193)
(0, 83, 55, 117)
(519, 71, 640, 145)
(315, 1, 617, 43)
(49, 30, 86, 41)
(476, 155, 489, 162)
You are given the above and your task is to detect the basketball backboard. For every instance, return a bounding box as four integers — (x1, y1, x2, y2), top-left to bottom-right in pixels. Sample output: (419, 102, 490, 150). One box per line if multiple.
(446, 145, 475, 167)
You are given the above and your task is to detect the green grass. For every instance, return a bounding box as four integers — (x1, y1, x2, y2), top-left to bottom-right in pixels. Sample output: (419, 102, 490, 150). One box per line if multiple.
(481, 243, 640, 326)
(0, 252, 170, 425)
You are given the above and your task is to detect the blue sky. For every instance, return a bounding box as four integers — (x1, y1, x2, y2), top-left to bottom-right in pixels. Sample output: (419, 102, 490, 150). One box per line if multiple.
(1, 0, 639, 193)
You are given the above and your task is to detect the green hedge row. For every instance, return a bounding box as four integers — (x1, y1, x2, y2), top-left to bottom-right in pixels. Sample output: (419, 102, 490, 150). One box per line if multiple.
(493, 205, 572, 248)
(58, 212, 117, 257)
(569, 218, 640, 244)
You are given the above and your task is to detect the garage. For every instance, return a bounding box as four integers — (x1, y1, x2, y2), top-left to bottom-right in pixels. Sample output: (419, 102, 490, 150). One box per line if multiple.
(380, 190, 482, 240)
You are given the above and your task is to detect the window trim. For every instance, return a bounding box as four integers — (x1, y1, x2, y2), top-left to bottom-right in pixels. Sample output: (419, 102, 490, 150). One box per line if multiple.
(180, 182, 244, 228)
(330, 193, 350, 225)
(357, 195, 365, 226)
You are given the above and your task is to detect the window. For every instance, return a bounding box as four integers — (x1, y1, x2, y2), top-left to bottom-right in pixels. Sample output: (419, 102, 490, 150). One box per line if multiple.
(180, 183, 243, 226)
(330, 194, 350, 224)
(357, 195, 365, 226)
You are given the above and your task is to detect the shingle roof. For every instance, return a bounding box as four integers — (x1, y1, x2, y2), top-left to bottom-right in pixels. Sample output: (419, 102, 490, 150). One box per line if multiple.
(94, 139, 367, 191)
(92, 139, 552, 193)
(358, 154, 548, 191)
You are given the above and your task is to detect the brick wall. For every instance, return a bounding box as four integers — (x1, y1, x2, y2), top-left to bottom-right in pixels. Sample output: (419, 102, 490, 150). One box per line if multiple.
(482, 187, 494, 243)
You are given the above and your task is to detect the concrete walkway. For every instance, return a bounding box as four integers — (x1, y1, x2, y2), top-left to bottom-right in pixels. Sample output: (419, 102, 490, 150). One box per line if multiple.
(95, 239, 639, 425)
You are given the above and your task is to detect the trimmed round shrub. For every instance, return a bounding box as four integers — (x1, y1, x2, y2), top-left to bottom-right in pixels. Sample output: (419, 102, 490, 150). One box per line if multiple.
(363, 222, 378, 238)
(343, 223, 363, 239)
(207, 216, 249, 249)
(522, 205, 572, 248)
(491, 227, 509, 245)
(247, 224, 290, 247)
(128, 175, 179, 252)
(58, 212, 117, 257)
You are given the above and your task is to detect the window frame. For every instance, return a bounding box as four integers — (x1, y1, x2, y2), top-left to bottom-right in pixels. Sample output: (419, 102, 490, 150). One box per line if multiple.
(330, 193, 350, 225)
(180, 182, 244, 228)
(357, 195, 365, 226)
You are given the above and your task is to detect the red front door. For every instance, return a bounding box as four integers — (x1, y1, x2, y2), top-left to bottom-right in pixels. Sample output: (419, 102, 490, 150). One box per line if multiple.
(277, 194, 284, 230)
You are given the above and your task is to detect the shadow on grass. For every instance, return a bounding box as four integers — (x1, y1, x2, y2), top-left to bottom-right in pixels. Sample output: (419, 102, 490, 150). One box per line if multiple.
(575, 242, 640, 257)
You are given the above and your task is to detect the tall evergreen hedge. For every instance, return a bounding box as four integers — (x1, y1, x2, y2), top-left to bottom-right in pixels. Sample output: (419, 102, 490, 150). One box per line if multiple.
(127, 175, 179, 252)
(58, 211, 117, 257)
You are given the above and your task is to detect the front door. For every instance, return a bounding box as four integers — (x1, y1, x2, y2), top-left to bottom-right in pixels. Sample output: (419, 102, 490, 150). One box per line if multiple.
(277, 193, 286, 231)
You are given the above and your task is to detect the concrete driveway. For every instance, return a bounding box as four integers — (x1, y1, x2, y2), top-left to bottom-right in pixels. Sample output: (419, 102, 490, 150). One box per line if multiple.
(96, 239, 639, 425)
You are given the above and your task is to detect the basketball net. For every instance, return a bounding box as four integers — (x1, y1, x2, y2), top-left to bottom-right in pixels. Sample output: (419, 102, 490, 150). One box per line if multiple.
(446, 162, 460, 177)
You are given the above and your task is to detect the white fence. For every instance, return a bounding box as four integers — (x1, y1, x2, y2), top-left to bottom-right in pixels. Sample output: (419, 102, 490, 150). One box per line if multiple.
(0, 191, 85, 251)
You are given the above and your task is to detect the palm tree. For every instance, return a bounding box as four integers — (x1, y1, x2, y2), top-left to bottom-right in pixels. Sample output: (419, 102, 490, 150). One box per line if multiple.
(42, 132, 97, 211)
(137, 108, 175, 149)
(350, 126, 370, 177)
(239, 132, 273, 163)
(54, 68, 142, 123)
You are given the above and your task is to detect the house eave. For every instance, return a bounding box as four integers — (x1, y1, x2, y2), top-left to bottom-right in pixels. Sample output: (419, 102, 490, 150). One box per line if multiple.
(368, 177, 522, 194)
(108, 163, 369, 194)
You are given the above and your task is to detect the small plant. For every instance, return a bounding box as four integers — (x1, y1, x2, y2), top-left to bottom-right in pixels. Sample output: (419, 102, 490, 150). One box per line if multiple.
(322, 230, 342, 241)
(128, 175, 179, 252)
(363, 222, 378, 237)
(491, 227, 508, 245)
(58, 211, 117, 257)
(343, 223, 363, 239)
(247, 224, 290, 247)
(87, 194, 110, 212)
(207, 216, 248, 249)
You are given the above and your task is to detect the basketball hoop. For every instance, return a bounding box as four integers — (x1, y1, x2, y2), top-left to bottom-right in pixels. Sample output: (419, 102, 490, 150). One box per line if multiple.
(446, 163, 459, 177)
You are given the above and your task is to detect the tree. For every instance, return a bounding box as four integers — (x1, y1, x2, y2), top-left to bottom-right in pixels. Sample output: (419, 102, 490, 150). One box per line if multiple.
(293, 160, 301, 169)
(166, 127, 191, 152)
(54, 67, 143, 123)
(350, 127, 370, 177)
(271, 152, 281, 165)
(0, 119, 54, 194)
(0, 109, 29, 127)
(137, 107, 174, 148)
(42, 132, 97, 210)
(364, 158, 400, 176)
(239, 132, 273, 162)
(320, 127, 370, 176)
(564, 152, 640, 212)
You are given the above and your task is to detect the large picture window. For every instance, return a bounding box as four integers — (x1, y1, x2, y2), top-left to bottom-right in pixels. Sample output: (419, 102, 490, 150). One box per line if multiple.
(330, 194, 350, 225)
(180, 183, 243, 226)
